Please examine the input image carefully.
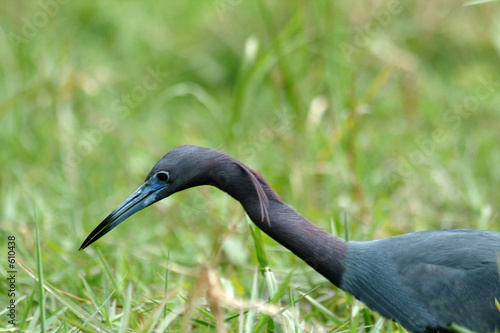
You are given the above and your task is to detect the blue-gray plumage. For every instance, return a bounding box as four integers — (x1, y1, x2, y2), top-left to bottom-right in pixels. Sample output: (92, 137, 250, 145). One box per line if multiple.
(80, 145, 500, 332)
(342, 230, 500, 332)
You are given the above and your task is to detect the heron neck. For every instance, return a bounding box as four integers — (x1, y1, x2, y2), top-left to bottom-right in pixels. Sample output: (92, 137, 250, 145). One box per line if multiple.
(216, 163, 348, 287)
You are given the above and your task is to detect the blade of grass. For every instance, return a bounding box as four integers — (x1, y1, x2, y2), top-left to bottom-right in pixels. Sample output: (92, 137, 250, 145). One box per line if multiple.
(78, 288, 117, 332)
(27, 304, 41, 332)
(348, 306, 361, 333)
(18, 257, 110, 330)
(158, 302, 186, 330)
(119, 283, 133, 333)
(163, 248, 170, 318)
(244, 270, 260, 333)
(303, 294, 341, 325)
(139, 298, 167, 333)
(247, 216, 269, 269)
(360, 65, 394, 105)
(96, 248, 119, 292)
(35, 215, 46, 332)
(464, 0, 499, 5)
(369, 317, 385, 333)
(44, 308, 67, 331)
(269, 269, 295, 304)
(63, 315, 107, 333)
(19, 291, 34, 329)
(196, 306, 216, 321)
(263, 267, 278, 300)
(252, 314, 275, 333)
(80, 275, 112, 327)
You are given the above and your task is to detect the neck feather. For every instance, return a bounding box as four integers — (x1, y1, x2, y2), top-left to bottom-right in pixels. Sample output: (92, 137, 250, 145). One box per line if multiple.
(210, 160, 348, 287)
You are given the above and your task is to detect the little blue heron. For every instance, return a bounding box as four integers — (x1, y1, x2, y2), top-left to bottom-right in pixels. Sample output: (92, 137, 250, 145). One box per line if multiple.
(80, 145, 500, 332)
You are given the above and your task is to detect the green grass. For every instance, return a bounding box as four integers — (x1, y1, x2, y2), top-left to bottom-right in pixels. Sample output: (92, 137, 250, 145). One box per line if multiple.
(1, 0, 500, 332)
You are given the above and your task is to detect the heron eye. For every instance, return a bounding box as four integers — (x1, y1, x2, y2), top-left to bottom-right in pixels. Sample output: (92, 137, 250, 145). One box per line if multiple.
(156, 171, 170, 183)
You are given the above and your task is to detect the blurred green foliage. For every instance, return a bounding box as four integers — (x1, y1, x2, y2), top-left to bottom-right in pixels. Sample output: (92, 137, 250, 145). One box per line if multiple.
(1, 0, 499, 331)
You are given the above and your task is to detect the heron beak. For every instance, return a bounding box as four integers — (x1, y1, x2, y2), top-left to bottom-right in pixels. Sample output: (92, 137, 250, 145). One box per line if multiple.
(79, 178, 168, 250)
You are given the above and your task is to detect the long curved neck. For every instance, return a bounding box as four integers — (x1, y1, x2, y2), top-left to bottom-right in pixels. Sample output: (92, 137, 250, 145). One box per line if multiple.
(211, 161, 348, 287)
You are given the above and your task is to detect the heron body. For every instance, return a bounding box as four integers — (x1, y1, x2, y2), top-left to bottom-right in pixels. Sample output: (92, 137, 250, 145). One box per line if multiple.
(80, 145, 500, 332)
(342, 230, 500, 332)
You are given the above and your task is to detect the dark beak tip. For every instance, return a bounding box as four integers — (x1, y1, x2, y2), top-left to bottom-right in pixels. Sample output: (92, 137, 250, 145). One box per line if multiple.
(78, 242, 88, 251)
(80, 180, 162, 252)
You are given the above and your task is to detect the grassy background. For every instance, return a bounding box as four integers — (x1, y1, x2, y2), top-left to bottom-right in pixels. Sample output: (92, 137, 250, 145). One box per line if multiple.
(1, 0, 500, 332)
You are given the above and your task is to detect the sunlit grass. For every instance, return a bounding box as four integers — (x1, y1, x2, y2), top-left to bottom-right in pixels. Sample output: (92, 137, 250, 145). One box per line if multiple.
(1, 0, 499, 331)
